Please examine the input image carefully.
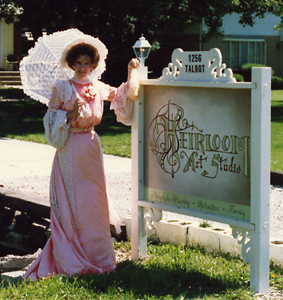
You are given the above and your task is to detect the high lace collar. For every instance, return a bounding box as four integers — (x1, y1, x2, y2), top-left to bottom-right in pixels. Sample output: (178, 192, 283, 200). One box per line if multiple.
(71, 76, 92, 84)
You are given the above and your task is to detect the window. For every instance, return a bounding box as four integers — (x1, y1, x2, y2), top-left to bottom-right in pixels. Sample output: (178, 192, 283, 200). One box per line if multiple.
(221, 39, 266, 70)
(267, 5, 275, 12)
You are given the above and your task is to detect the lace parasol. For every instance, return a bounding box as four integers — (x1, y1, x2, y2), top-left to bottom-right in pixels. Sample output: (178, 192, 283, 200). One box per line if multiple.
(20, 28, 108, 105)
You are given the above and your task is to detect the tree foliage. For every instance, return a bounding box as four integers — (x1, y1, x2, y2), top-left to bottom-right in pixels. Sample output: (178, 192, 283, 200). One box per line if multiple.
(1, 0, 282, 84)
(273, 0, 283, 30)
(0, 0, 22, 24)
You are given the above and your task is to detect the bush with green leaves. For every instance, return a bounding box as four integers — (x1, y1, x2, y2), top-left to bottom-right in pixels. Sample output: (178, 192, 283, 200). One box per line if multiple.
(272, 76, 283, 90)
(233, 73, 244, 82)
(239, 63, 283, 90)
(240, 63, 274, 82)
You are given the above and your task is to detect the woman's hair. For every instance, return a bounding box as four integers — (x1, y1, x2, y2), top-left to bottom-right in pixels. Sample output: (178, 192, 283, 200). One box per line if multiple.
(66, 43, 100, 71)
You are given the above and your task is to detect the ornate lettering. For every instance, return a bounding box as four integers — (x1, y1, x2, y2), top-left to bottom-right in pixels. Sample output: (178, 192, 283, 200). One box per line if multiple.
(148, 100, 250, 180)
(197, 200, 220, 212)
(228, 205, 246, 219)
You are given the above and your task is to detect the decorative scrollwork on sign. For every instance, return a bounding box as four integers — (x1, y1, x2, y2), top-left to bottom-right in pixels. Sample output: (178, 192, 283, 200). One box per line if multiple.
(208, 48, 235, 82)
(148, 100, 203, 178)
(144, 208, 163, 235)
(160, 48, 236, 83)
(230, 226, 251, 263)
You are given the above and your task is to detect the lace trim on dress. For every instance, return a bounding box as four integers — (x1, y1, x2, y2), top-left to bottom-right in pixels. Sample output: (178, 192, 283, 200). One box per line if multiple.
(50, 163, 60, 222)
(57, 133, 77, 224)
(71, 77, 92, 84)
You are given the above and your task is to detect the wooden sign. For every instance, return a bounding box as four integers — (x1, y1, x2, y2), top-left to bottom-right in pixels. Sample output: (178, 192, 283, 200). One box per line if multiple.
(144, 85, 250, 221)
(131, 48, 271, 293)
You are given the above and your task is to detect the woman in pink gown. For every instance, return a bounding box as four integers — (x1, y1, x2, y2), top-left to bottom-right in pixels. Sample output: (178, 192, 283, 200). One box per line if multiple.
(23, 36, 140, 281)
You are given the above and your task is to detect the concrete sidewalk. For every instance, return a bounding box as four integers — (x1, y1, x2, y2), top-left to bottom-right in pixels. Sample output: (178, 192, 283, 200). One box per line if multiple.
(0, 137, 131, 180)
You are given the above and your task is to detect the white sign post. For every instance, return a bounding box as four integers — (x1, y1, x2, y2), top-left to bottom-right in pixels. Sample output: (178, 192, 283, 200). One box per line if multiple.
(131, 48, 271, 293)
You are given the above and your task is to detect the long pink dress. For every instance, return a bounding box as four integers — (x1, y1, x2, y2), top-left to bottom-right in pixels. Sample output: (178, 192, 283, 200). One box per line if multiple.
(23, 77, 135, 280)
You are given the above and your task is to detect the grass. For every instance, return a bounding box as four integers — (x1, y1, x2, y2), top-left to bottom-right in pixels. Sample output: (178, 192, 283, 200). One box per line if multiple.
(199, 220, 212, 228)
(271, 90, 283, 172)
(2, 241, 283, 299)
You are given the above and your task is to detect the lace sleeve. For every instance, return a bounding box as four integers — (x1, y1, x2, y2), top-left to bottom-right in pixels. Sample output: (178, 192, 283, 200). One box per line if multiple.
(53, 80, 73, 104)
(109, 83, 134, 126)
(110, 69, 139, 126)
(43, 110, 70, 149)
(43, 82, 70, 149)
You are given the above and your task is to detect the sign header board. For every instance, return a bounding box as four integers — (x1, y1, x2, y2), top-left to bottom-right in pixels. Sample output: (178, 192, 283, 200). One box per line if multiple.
(160, 48, 236, 82)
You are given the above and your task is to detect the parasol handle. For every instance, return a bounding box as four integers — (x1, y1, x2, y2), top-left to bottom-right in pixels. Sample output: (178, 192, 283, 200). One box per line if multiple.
(71, 82, 80, 99)
(71, 83, 87, 114)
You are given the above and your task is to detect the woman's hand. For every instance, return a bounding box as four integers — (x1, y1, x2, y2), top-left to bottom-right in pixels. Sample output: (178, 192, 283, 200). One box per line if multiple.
(128, 58, 140, 71)
(67, 98, 82, 121)
(127, 58, 140, 81)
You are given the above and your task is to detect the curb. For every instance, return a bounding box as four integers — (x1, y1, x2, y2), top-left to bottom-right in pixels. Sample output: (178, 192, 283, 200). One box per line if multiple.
(271, 171, 283, 186)
(123, 218, 283, 267)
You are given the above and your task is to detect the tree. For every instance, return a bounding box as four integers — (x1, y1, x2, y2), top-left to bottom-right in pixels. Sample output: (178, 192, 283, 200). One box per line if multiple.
(0, 0, 22, 24)
(273, 0, 283, 30)
(3, 0, 282, 84)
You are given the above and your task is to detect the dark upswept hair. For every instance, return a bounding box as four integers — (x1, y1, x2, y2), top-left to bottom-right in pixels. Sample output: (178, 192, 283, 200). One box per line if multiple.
(66, 43, 100, 70)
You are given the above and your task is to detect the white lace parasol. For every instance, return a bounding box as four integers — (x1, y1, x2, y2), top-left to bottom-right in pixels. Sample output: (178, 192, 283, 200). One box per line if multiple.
(20, 28, 108, 105)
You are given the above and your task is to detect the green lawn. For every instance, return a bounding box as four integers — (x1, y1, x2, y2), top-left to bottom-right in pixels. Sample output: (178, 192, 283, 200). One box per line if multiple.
(1, 242, 283, 299)
(271, 90, 283, 172)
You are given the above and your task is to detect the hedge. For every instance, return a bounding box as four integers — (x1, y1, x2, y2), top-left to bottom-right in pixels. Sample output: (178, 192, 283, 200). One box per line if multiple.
(233, 73, 244, 82)
(272, 76, 283, 90)
(237, 63, 283, 89)
(240, 63, 275, 82)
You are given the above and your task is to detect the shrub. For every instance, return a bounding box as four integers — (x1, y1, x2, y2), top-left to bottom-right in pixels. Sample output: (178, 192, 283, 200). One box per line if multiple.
(272, 76, 283, 90)
(240, 63, 274, 82)
(0, 86, 26, 99)
(233, 73, 244, 82)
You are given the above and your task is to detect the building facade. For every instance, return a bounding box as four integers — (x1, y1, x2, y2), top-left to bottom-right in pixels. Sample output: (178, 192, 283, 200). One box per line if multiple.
(202, 12, 283, 77)
(0, 19, 21, 71)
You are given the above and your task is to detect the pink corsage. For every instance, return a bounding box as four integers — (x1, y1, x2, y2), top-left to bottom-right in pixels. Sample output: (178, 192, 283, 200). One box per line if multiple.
(82, 87, 96, 103)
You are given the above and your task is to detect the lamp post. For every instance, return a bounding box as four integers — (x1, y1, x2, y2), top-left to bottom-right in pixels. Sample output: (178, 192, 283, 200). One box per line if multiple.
(133, 34, 152, 79)
(133, 34, 152, 66)
(131, 35, 152, 260)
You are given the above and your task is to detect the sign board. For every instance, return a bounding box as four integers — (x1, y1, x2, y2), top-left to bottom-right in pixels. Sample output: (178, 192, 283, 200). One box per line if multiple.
(131, 48, 271, 293)
(144, 86, 251, 222)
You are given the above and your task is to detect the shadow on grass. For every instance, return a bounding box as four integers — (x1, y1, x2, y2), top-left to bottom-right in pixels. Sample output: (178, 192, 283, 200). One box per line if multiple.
(271, 105, 283, 123)
(61, 259, 249, 299)
(0, 98, 130, 138)
(95, 104, 131, 136)
(0, 87, 26, 99)
(0, 99, 46, 137)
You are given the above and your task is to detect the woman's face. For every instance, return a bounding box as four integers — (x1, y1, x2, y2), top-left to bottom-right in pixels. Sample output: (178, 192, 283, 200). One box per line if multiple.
(73, 55, 93, 81)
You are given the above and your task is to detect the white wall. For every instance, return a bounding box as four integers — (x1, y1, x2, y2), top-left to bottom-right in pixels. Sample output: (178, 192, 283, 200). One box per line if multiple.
(221, 13, 281, 37)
